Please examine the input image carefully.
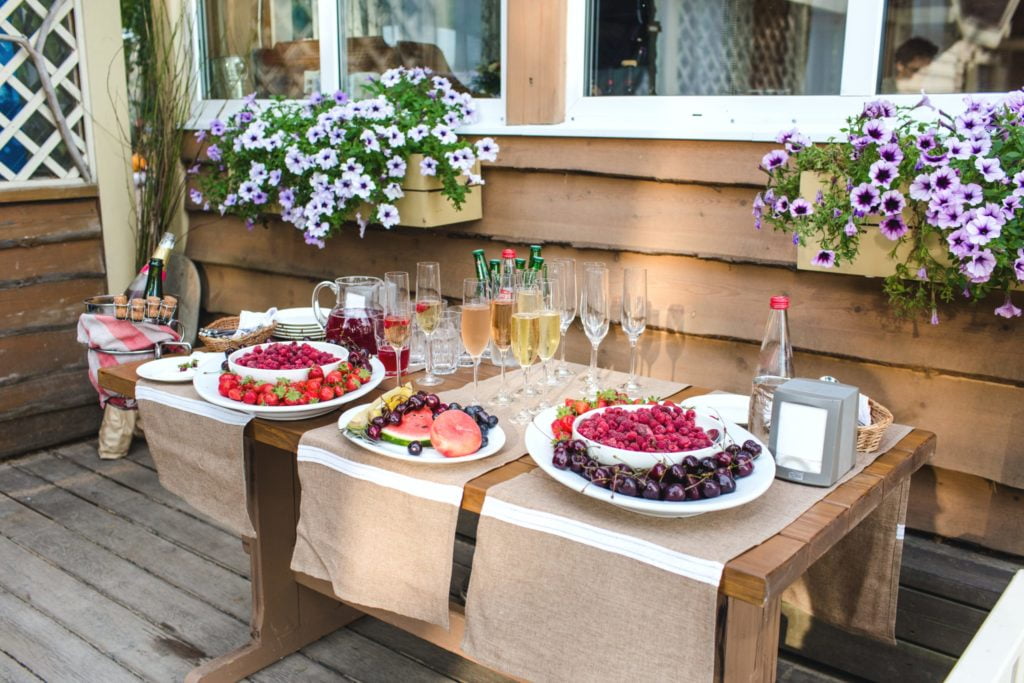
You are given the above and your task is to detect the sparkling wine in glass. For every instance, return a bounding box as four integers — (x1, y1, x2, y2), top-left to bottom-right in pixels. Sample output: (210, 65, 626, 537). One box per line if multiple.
(489, 260, 515, 406)
(536, 276, 562, 387)
(510, 309, 539, 424)
(580, 264, 609, 392)
(461, 278, 490, 404)
(550, 258, 576, 380)
(621, 267, 648, 397)
(381, 271, 411, 389)
(415, 262, 444, 387)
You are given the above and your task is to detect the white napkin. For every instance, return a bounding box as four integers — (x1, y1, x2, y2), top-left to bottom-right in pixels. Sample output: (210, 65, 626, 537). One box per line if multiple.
(234, 307, 277, 338)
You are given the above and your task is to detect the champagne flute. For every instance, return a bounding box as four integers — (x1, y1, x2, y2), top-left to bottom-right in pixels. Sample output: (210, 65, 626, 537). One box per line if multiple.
(381, 271, 411, 389)
(580, 265, 609, 392)
(489, 265, 515, 406)
(536, 276, 563, 387)
(549, 258, 576, 380)
(621, 267, 647, 397)
(510, 276, 540, 424)
(415, 261, 444, 387)
(461, 278, 491, 405)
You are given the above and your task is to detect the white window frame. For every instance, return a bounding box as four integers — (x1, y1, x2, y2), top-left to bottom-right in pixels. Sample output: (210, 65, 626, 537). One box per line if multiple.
(185, 0, 508, 130)
(462, 0, 1015, 142)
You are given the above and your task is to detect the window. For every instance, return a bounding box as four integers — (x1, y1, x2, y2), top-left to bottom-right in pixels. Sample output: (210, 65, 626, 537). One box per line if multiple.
(587, 0, 849, 97)
(197, 0, 502, 102)
(878, 0, 1024, 94)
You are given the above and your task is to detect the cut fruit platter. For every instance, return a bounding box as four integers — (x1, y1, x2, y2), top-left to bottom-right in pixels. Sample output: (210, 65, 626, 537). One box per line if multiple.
(338, 385, 506, 464)
(529, 390, 775, 518)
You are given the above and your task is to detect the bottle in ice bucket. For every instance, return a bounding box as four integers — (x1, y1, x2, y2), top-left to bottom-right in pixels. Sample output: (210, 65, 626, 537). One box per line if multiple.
(748, 295, 794, 442)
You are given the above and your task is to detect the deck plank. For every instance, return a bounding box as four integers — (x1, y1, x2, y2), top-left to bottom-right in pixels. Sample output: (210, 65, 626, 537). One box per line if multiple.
(0, 649, 43, 683)
(0, 588, 138, 683)
(302, 628, 457, 683)
(0, 465, 251, 621)
(15, 448, 250, 577)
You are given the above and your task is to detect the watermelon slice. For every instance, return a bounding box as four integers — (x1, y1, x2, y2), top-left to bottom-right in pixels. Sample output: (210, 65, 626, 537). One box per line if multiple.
(380, 406, 434, 447)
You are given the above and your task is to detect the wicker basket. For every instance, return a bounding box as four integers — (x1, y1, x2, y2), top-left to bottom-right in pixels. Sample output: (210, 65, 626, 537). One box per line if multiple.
(856, 398, 894, 453)
(198, 316, 276, 352)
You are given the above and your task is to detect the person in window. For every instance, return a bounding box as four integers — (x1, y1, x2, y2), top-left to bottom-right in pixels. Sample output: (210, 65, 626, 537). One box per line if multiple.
(881, 37, 938, 93)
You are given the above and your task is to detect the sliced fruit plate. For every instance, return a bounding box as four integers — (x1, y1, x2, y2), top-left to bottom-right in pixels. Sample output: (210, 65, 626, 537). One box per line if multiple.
(192, 353, 385, 421)
(529, 404, 775, 518)
(338, 386, 506, 464)
(137, 352, 209, 383)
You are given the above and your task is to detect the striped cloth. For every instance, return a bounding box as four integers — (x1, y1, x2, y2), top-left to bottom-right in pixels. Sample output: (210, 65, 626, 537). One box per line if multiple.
(77, 314, 180, 408)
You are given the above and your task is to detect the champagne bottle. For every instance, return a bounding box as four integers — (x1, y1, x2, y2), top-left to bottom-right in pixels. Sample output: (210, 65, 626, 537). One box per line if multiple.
(514, 258, 526, 271)
(124, 232, 176, 299)
(528, 244, 542, 270)
(143, 258, 164, 300)
(472, 249, 488, 282)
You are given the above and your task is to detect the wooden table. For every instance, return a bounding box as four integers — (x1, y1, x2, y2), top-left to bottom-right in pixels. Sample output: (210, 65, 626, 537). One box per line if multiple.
(99, 359, 935, 683)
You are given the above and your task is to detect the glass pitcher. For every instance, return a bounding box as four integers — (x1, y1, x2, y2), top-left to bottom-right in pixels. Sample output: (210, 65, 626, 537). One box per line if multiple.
(312, 276, 383, 355)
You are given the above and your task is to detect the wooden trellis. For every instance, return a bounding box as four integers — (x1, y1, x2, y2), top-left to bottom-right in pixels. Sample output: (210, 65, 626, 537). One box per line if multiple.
(0, 0, 93, 185)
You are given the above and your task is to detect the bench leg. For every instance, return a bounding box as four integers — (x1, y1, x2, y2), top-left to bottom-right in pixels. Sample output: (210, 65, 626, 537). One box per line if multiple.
(185, 440, 360, 683)
(720, 595, 781, 683)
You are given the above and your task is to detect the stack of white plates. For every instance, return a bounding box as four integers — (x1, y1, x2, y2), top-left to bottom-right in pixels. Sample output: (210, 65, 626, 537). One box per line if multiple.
(274, 307, 327, 341)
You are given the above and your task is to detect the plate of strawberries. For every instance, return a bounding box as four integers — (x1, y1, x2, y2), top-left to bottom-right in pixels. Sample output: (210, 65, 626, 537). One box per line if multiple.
(192, 350, 385, 421)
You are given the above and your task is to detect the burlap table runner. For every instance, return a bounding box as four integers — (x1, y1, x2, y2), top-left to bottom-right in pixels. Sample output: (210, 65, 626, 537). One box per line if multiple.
(462, 422, 913, 681)
(783, 478, 911, 644)
(291, 363, 687, 628)
(136, 381, 256, 537)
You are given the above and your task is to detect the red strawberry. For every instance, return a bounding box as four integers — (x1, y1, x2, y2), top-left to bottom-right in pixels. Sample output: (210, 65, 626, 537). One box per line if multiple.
(218, 384, 231, 397)
(308, 365, 324, 379)
(264, 393, 280, 406)
(306, 378, 322, 393)
(357, 368, 371, 381)
(298, 395, 310, 405)
(256, 383, 273, 394)
(319, 386, 335, 402)
(337, 361, 353, 374)
(344, 375, 361, 392)
(227, 387, 243, 402)
(560, 414, 575, 434)
(242, 390, 257, 404)
(325, 370, 343, 384)
(573, 400, 591, 416)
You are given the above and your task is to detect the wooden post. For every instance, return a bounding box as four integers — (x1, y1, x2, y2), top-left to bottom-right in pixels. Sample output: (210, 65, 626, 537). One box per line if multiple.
(720, 596, 782, 683)
(506, 0, 567, 125)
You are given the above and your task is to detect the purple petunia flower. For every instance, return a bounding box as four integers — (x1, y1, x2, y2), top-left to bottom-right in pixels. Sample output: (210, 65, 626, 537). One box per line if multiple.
(862, 99, 896, 119)
(237, 181, 258, 201)
(209, 119, 226, 136)
(994, 295, 1022, 318)
(975, 157, 1006, 182)
(752, 193, 765, 217)
(206, 144, 221, 162)
(851, 183, 880, 212)
(909, 174, 933, 201)
(194, 129, 206, 143)
(965, 215, 1001, 245)
(308, 91, 324, 106)
(917, 267, 928, 280)
(947, 229, 974, 258)
(1014, 248, 1024, 281)
(879, 215, 908, 240)
(189, 189, 202, 204)
(792, 233, 800, 245)
(930, 167, 959, 193)
(1002, 195, 1021, 216)
(877, 143, 903, 164)
(278, 187, 295, 209)
(879, 190, 905, 216)
(931, 308, 940, 325)
(333, 90, 349, 104)
(968, 137, 992, 157)
(761, 150, 789, 171)
(958, 183, 983, 205)
(964, 249, 997, 279)
(863, 119, 891, 144)
(775, 196, 790, 214)
(812, 250, 836, 267)
(251, 190, 268, 205)
(915, 129, 939, 152)
(376, 203, 400, 229)
(921, 151, 949, 166)
(268, 169, 281, 187)
(419, 156, 438, 177)
(790, 198, 813, 217)
(944, 137, 970, 160)
(869, 160, 898, 188)
(844, 219, 858, 236)
(237, 111, 254, 124)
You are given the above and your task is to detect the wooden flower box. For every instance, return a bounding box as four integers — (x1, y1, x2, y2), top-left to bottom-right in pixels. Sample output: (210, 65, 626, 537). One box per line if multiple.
(392, 153, 482, 228)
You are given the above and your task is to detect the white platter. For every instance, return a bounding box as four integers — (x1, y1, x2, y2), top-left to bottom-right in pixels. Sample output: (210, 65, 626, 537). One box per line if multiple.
(275, 307, 327, 328)
(529, 407, 775, 518)
(337, 404, 507, 464)
(678, 393, 750, 426)
(136, 352, 209, 383)
(192, 355, 385, 421)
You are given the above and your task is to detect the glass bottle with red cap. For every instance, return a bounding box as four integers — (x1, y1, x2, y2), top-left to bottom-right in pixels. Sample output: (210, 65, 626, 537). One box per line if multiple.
(748, 295, 794, 442)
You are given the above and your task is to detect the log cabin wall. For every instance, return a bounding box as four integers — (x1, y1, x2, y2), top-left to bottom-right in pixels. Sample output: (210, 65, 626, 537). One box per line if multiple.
(0, 188, 107, 457)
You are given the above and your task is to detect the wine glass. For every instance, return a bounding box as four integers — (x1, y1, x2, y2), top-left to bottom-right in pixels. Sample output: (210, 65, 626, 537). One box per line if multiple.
(489, 264, 515, 406)
(510, 276, 540, 424)
(381, 271, 411, 389)
(536, 276, 563, 387)
(415, 261, 444, 387)
(549, 258, 576, 380)
(461, 278, 490, 404)
(620, 267, 647, 397)
(580, 265, 609, 392)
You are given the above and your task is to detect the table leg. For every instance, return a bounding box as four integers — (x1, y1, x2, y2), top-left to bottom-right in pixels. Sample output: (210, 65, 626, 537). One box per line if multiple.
(185, 440, 361, 683)
(719, 595, 782, 683)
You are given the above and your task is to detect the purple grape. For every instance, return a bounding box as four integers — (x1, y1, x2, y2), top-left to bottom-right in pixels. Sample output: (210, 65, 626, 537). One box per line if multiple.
(407, 441, 423, 456)
(366, 424, 382, 441)
(734, 462, 755, 478)
(716, 471, 736, 494)
(393, 402, 408, 415)
(370, 416, 385, 428)
(664, 483, 686, 502)
(552, 450, 570, 470)
(425, 394, 440, 410)
(387, 411, 402, 426)
(448, 402, 462, 411)
(742, 440, 762, 456)
(700, 479, 722, 498)
(486, 415, 499, 429)
(407, 396, 424, 409)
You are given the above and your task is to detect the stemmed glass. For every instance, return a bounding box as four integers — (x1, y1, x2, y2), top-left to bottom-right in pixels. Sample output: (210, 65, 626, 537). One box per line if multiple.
(489, 265, 514, 406)
(536, 276, 563, 387)
(380, 271, 411, 389)
(461, 278, 491, 405)
(580, 264, 609, 392)
(621, 267, 648, 397)
(415, 261, 444, 387)
(510, 277, 540, 424)
(549, 258, 576, 381)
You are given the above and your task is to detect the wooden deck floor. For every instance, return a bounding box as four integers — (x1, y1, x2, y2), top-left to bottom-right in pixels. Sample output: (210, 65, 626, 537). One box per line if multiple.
(0, 439, 849, 682)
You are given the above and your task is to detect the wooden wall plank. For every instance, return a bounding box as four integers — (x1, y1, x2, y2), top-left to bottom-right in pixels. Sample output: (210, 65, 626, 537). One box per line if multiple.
(0, 198, 101, 244)
(908, 466, 1024, 557)
(0, 278, 105, 334)
(1, 239, 105, 284)
(506, 0, 567, 125)
(0, 185, 99, 205)
(200, 260, 1023, 488)
(0, 404, 101, 460)
(187, 216, 1021, 383)
(0, 328, 87, 384)
(0, 368, 95, 421)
